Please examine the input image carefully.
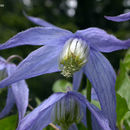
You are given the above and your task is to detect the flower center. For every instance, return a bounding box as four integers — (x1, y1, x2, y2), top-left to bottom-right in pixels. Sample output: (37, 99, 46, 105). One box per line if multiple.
(51, 94, 82, 128)
(59, 38, 89, 78)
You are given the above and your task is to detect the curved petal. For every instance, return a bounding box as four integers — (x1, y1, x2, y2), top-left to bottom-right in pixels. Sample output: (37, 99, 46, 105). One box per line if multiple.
(70, 91, 111, 130)
(81, 103, 103, 130)
(0, 46, 62, 88)
(0, 27, 72, 50)
(6, 64, 29, 122)
(92, 114, 104, 130)
(17, 93, 66, 130)
(76, 27, 130, 52)
(83, 49, 116, 129)
(0, 56, 6, 65)
(23, 11, 60, 28)
(0, 88, 15, 118)
(12, 80, 29, 122)
(105, 12, 130, 22)
(73, 69, 83, 91)
(0, 57, 7, 81)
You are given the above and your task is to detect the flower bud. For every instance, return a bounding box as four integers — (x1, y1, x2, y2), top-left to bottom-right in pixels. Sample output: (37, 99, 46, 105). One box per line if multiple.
(59, 38, 89, 77)
(51, 94, 82, 129)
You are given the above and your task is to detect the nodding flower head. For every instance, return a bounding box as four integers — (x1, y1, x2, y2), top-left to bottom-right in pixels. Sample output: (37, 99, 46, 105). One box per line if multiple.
(51, 94, 82, 129)
(59, 38, 89, 78)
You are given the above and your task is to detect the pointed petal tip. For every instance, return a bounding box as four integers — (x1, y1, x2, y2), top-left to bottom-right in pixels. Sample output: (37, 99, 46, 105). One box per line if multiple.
(105, 12, 130, 22)
(0, 26, 72, 51)
(76, 27, 130, 52)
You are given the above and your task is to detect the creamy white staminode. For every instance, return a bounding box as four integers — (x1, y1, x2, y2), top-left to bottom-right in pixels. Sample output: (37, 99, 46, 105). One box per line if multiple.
(59, 38, 89, 78)
(51, 95, 82, 129)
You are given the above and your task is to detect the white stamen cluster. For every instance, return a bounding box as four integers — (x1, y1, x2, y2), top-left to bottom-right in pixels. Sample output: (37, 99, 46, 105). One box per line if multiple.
(59, 38, 89, 78)
(51, 95, 82, 129)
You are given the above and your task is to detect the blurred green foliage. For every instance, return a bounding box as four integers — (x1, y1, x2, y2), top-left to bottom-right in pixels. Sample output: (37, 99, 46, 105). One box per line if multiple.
(0, 115, 17, 130)
(116, 49, 130, 129)
(52, 79, 72, 93)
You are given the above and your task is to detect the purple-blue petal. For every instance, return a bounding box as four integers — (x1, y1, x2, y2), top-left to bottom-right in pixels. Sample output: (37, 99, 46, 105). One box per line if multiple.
(0, 46, 62, 88)
(83, 49, 116, 129)
(80, 102, 87, 127)
(23, 11, 73, 33)
(105, 12, 130, 22)
(76, 27, 130, 52)
(73, 69, 83, 91)
(23, 11, 59, 28)
(0, 88, 15, 119)
(17, 93, 66, 130)
(0, 57, 7, 80)
(12, 80, 29, 122)
(81, 104, 102, 130)
(70, 91, 111, 130)
(0, 56, 6, 67)
(0, 27, 72, 50)
(73, 68, 98, 100)
(18, 91, 111, 130)
(92, 114, 104, 130)
(6, 63, 29, 122)
(91, 88, 98, 101)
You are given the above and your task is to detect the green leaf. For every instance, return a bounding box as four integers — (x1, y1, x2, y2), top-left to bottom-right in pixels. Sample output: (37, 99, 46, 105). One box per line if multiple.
(124, 111, 130, 120)
(91, 100, 101, 110)
(115, 49, 130, 129)
(35, 97, 41, 106)
(116, 62, 130, 110)
(52, 79, 72, 93)
(123, 49, 130, 70)
(124, 119, 130, 130)
(116, 49, 130, 110)
(0, 115, 17, 130)
(124, 111, 130, 130)
(115, 61, 127, 91)
(116, 93, 129, 123)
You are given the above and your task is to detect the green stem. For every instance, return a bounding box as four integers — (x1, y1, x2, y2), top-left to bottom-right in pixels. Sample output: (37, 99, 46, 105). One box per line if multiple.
(86, 79, 92, 130)
(117, 121, 123, 130)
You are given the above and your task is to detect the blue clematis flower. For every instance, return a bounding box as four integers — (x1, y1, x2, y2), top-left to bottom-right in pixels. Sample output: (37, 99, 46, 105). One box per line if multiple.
(17, 91, 111, 130)
(0, 56, 29, 122)
(105, 11, 130, 22)
(0, 14, 130, 129)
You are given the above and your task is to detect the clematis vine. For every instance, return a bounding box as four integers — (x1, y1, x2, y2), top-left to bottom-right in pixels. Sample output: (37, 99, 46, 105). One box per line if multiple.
(0, 56, 29, 123)
(0, 14, 130, 129)
(17, 91, 111, 130)
(105, 11, 130, 22)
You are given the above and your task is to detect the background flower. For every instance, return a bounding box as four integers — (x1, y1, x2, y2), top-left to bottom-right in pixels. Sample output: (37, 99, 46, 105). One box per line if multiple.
(17, 91, 110, 130)
(105, 12, 130, 22)
(0, 56, 29, 123)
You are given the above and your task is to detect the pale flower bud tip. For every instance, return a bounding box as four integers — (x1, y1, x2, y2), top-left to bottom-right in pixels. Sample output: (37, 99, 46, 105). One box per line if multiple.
(59, 38, 89, 77)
